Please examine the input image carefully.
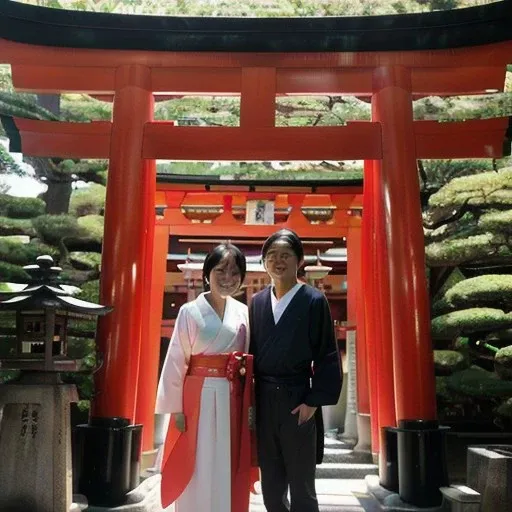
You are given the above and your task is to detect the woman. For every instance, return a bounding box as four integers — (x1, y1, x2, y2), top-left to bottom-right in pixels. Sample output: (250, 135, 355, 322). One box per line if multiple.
(156, 243, 253, 512)
(249, 229, 342, 512)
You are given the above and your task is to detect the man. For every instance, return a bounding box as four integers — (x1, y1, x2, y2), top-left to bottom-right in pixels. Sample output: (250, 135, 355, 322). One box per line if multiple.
(249, 229, 342, 512)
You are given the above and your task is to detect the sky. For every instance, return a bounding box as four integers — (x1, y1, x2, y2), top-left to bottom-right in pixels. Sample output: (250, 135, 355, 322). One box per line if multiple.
(1, 138, 47, 198)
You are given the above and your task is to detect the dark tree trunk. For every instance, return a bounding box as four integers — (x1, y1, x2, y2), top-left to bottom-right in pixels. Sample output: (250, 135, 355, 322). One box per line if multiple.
(37, 94, 61, 117)
(34, 94, 72, 214)
(44, 180, 73, 214)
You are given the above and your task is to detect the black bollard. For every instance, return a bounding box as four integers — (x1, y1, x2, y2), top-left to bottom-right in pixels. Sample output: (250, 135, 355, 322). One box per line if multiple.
(73, 417, 143, 507)
(379, 426, 399, 492)
(396, 419, 450, 507)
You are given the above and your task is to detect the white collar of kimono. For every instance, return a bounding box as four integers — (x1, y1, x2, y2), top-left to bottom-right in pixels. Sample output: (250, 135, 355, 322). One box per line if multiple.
(197, 292, 234, 323)
(270, 282, 303, 324)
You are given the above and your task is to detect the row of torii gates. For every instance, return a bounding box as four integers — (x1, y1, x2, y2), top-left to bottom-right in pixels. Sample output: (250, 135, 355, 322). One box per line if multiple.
(1, 0, 512, 499)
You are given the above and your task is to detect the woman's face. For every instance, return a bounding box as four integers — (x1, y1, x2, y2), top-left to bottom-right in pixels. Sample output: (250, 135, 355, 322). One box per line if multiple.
(264, 239, 300, 283)
(208, 253, 242, 298)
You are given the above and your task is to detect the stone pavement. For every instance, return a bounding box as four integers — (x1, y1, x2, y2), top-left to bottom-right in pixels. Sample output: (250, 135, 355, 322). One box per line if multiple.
(249, 437, 381, 511)
(78, 437, 382, 511)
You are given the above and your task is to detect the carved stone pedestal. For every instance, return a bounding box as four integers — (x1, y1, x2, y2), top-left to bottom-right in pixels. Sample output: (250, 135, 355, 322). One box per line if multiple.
(0, 372, 78, 512)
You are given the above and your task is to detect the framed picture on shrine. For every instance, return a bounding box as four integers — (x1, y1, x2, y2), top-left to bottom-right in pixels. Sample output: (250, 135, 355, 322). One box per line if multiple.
(245, 200, 275, 225)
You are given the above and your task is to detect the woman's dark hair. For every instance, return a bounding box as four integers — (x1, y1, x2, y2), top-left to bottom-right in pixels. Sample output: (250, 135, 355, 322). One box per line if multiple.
(202, 242, 246, 291)
(261, 229, 304, 263)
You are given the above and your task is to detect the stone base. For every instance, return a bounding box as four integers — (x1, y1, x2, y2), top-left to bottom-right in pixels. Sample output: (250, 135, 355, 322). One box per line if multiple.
(440, 486, 480, 512)
(0, 374, 77, 512)
(140, 449, 159, 475)
(365, 475, 448, 512)
(354, 413, 371, 453)
(467, 445, 512, 512)
(85, 475, 163, 512)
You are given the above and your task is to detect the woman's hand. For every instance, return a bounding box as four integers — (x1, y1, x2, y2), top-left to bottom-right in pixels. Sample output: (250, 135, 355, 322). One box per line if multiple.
(291, 404, 317, 425)
(172, 412, 187, 432)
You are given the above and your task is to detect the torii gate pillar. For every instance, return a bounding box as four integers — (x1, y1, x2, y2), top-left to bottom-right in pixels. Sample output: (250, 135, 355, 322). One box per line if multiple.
(373, 66, 447, 506)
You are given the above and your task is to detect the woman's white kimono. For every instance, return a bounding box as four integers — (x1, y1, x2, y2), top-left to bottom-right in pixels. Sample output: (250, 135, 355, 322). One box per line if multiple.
(155, 292, 249, 512)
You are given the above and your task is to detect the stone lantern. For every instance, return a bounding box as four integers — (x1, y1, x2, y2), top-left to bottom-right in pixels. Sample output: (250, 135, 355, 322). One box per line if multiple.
(0, 255, 112, 512)
(0, 255, 111, 372)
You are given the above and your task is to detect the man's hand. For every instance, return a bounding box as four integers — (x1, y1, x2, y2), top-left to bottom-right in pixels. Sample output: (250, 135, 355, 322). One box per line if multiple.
(291, 404, 317, 425)
(172, 412, 186, 432)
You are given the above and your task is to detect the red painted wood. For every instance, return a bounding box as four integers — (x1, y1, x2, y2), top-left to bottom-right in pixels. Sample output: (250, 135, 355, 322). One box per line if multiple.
(373, 66, 436, 422)
(92, 65, 153, 422)
(361, 160, 380, 453)
(143, 123, 382, 161)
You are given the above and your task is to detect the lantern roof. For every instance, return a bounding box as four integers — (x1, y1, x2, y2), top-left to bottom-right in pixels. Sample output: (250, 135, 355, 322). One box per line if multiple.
(0, 255, 112, 316)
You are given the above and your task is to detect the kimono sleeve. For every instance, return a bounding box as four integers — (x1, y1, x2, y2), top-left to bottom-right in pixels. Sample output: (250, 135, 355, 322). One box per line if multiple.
(155, 305, 193, 414)
(303, 294, 342, 407)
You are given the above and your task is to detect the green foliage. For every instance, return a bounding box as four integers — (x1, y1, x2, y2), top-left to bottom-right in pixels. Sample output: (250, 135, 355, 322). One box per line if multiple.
(0, 370, 20, 384)
(32, 214, 87, 245)
(426, 232, 512, 267)
(0, 91, 58, 121)
(60, 94, 112, 122)
(431, 308, 512, 339)
(70, 184, 106, 217)
(434, 350, 469, 375)
(495, 345, 512, 380)
(420, 159, 494, 192)
(0, 144, 23, 176)
(0, 194, 45, 219)
(0, 261, 30, 283)
(26, 0, 489, 16)
(432, 296, 455, 316)
(496, 397, 512, 418)
(428, 168, 512, 209)
(0, 239, 58, 266)
(0, 217, 36, 237)
(76, 280, 100, 304)
(155, 97, 240, 126)
(157, 161, 363, 181)
(61, 337, 96, 400)
(446, 368, 512, 399)
(70, 252, 102, 270)
(77, 215, 104, 242)
(445, 275, 512, 309)
(479, 209, 512, 234)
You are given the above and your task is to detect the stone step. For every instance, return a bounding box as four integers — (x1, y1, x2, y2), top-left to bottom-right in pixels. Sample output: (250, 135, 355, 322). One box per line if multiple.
(322, 447, 374, 464)
(250, 479, 381, 512)
(316, 462, 379, 479)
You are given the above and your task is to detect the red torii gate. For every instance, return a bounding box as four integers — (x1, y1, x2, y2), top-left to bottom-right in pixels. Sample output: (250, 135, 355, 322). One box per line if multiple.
(1, 0, 511, 505)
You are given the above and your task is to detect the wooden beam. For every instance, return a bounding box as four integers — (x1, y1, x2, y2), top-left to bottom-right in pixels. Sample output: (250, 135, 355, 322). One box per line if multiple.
(11, 117, 509, 162)
(13, 118, 112, 158)
(159, 217, 349, 238)
(414, 117, 510, 159)
(152, 67, 241, 94)
(11, 64, 116, 94)
(240, 67, 276, 128)
(2, 38, 512, 71)
(10, 62, 507, 97)
(143, 123, 382, 160)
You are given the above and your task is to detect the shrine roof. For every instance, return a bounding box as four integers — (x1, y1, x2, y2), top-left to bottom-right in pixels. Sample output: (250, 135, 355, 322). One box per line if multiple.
(156, 173, 363, 192)
(1, 1, 510, 53)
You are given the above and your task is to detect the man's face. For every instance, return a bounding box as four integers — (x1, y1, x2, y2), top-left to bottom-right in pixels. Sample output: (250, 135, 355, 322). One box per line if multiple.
(263, 240, 300, 283)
